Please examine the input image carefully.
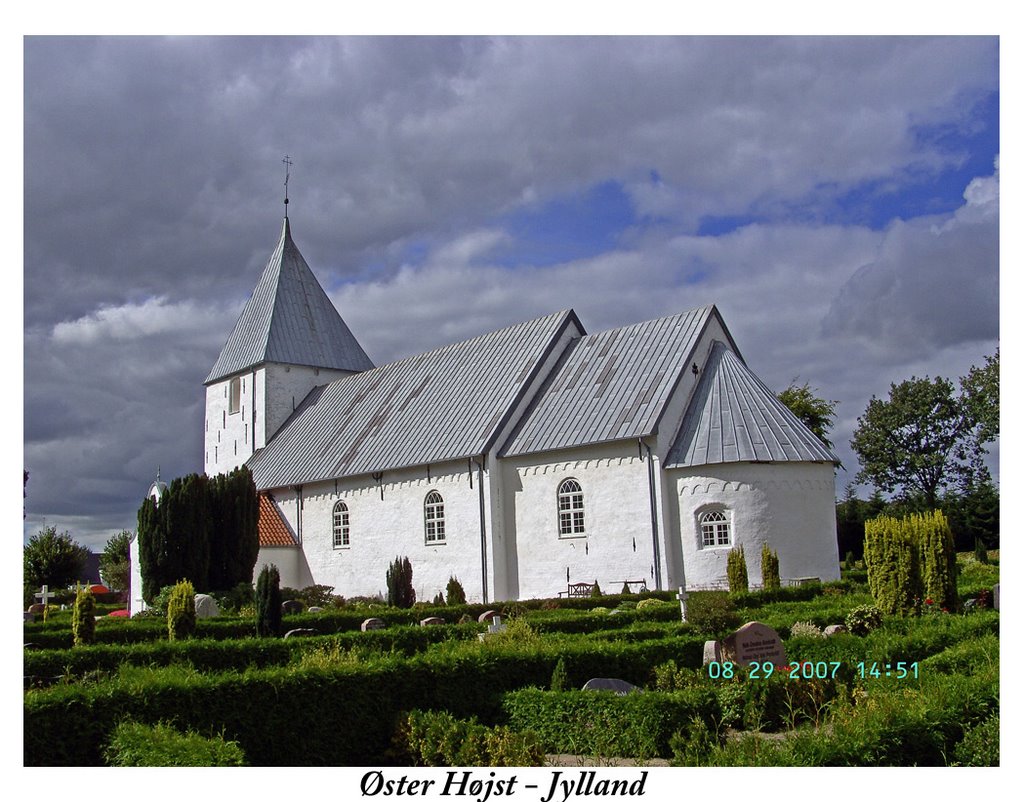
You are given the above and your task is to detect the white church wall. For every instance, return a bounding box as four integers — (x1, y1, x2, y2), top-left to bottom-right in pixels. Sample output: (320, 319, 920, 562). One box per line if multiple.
(204, 369, 260, 475)
(671, 462, 840, 590)
(253, 545, 314, 591)
(263, 363, 352, 446)
(502, 441, 658, 600)
(128, 534, 146, 616)
(488, 316, 585, 601)
(271, 459, 491, 603)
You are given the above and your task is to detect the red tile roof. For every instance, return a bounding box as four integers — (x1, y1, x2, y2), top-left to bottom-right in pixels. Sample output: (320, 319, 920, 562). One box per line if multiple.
(258, 493, 298, 547)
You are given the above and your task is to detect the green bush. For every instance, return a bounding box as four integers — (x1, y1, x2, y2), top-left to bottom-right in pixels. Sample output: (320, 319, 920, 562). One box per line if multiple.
(864, 514, 922, 615)
(72, 587, 96, 647)
(727, 546, 748, 593)
(760, 543, 781, 591)
(550, 657, 569, 691)
(445, 576, 467, 606)
(590, 582, 603, 598)
(103, 720, 246, 766)
(396, 709, 544, 766)
(255, 564, 282, 638)
(953, 715, 999, 766)
(686, 592, 741, 636)
(973, 538, 989, 565)
(503, 687, 720, 760)
(387, 556, 416, 608)
(844, 605, 883, 636)
(167, 580, 196, 641)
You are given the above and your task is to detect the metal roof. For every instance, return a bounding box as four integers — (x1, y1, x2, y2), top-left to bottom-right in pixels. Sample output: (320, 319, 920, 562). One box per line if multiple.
(501, 306, 714, 457)
(666, 340, 839, 468)
(247, 310, 578, 490)
(205, 218, 374, 384)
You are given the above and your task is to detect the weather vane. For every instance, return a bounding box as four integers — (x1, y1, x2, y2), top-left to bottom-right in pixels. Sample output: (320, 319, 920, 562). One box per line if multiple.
(282, 155, 293, 216)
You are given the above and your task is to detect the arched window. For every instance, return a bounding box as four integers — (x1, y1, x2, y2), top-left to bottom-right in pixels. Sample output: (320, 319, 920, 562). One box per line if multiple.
(557, 478, 585, 537)
(332, 501, 350, 548)
(424, 491, 446, 544)
(700, 509, 730, 547)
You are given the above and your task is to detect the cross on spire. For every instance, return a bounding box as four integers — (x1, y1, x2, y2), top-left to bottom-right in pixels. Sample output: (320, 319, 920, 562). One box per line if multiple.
(282, 155, 293, 216)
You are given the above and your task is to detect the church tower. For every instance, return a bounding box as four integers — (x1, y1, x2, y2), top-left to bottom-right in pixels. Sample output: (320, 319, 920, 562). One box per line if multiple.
(204, 217, 374, 475)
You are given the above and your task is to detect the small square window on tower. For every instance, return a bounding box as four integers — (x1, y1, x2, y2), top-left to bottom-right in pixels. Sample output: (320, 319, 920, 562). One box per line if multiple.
(229, 377, 241, 414)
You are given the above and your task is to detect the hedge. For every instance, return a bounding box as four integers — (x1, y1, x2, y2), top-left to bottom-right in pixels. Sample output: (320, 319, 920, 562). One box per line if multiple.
(503, 687, 720, 759)
(24, 633, 707, 766)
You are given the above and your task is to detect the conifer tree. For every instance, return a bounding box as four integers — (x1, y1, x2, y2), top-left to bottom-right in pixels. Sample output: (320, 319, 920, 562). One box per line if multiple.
(760, 543, 781, 591)
(255, 564, 283, 637)
(386, 557, 416, 608)
(72, 586, 96, 646)
(445, 575, 467, 606)
(727, 545, 748, 593)
(167, 579, 196, 641)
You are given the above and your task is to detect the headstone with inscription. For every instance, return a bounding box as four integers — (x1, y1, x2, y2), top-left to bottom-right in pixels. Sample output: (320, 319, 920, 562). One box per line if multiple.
(361, 617, 386, 631)
(284, 628, 317, 639)
(719, 621, 787, 667)
(478, 610, 499, 623)
(194, 594, 220, 619)
(823, 624, 847, 637)
(281, 599, 304, 615)
(420, 616, 445, 626)
(702, 640, 723, 666)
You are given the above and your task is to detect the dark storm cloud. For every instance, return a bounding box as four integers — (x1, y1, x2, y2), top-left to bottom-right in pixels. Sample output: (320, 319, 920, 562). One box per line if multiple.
(23, 36, 999, 547)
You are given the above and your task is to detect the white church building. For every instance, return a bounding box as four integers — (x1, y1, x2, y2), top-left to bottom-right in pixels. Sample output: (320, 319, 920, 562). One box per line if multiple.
(133, 216, 840, 612)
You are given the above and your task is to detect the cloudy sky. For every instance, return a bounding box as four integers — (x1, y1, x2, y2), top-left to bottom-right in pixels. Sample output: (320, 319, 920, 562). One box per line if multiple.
(22, 35, 1000, 551)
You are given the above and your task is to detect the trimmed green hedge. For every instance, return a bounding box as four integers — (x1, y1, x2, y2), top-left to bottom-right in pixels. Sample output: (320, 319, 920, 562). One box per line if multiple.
(24, 633, 706, 766)
(503, 687, 720, 759)
(104, 720, 247, 766)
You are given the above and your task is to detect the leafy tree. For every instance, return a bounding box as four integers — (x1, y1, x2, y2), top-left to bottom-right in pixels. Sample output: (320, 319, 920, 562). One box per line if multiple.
(255, 564, 283, 637)
(851, 374, 993, 508)
(24, 526, 90, 589)
(99, 530, 133, 591)
(777, 381, 839, 449)
(386, 556, 416, 608)
(960, 350, 999, 442)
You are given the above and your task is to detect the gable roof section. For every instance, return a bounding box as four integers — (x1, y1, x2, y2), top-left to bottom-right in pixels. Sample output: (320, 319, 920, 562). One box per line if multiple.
(247, 309, 580, 490)
(205, 218, 374, 384)
(666, 340, 839, 468)
(501, 306, 715, 457)
(257, 493, 298, 547)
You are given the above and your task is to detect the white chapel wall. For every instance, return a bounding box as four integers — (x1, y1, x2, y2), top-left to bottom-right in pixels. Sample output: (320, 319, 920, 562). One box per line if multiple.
(670, 461, 840, 590)
(501, 440, 658, 600)
(270, 458, 491, 603)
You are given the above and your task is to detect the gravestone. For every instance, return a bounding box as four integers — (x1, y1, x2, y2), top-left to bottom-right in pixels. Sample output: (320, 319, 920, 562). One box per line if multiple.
(582, 678, 642, 695)
(676, 587, 689, 622)
(719, 621, 786, 667)
(420, 616, 445, 626)
(194, 594, 220, 619)
(478, 610, 499, 623)
(284, 628, 317, 639)
(24, 612, 35, 622)
(824, 624, 847, 636)
(281, 600, 304, 615)
(478, 615, 508, 641)
(27, 603, 46, 616)
(702, 640, 723, 666)
(308, 606, 323, 613)
(361, 617, 386, 631)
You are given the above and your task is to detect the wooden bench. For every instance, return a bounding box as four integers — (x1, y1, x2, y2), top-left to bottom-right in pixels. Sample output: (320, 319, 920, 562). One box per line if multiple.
(559, 582, 596, 598)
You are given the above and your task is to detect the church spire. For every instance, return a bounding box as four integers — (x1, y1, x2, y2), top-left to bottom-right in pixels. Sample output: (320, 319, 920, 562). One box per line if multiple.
(282, 155, 292, 219)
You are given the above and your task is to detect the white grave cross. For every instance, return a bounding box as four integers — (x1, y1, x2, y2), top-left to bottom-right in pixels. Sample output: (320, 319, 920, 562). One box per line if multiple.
(676, 587, 689, 622)
(35, 584, 55, 606)
(488, 615, 507, 635)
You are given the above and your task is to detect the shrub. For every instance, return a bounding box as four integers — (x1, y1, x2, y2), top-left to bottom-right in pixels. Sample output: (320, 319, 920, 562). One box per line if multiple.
(298, 584, 336, 608)
(397, 709, 544, 767)
(104, 720, 246, 766)
(432, 592, 445, 606)
(953, 715, 999, 766)
(255, 564, 282, 638)
(973, 538, 989, 565)
(844, 551, 856, 570)
(919, 510, 958, 612)
(845, 605, 883, 636)
(213, 581, 255, 613)
(550, 657, 569, 691)
(445, 576, 467, 606)
(590, 581, 603, 598)
(167, 580, 196, 641)
(864, 514, 922, 615)
(789, 621, 824, 639)
(72, 587, 96, 647)
(760, 543, 781, 591)
(727, 546, 748, 593)
(387, 556, 416, 608)
(686, 592, 740, 636)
